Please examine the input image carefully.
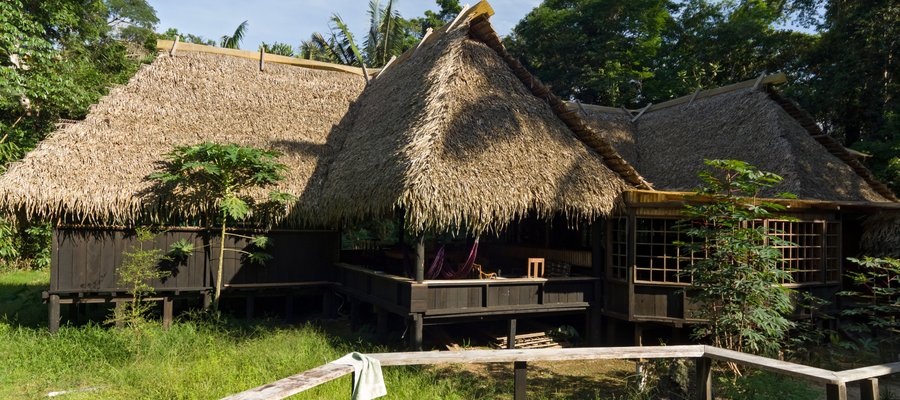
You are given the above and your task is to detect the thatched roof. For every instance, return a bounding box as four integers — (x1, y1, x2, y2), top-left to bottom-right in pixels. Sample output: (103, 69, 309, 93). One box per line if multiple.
(0, 50, 366, 224)
(577, 79, 897, 203)
(305, 6, 641, 233)
(861, 213, 900, 258)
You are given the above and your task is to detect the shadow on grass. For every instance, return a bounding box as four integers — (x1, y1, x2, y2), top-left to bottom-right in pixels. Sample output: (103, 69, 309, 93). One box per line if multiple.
(0, 270, 49, 328)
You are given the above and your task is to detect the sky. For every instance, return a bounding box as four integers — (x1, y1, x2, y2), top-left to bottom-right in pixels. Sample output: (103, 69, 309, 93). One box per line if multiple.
(148, 0, 542, 51)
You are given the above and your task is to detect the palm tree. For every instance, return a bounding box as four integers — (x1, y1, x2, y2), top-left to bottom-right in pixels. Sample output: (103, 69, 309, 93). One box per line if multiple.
(365, 0, 407, 67)
(301, 0, 409, 67)
(220, 20, 248, 49)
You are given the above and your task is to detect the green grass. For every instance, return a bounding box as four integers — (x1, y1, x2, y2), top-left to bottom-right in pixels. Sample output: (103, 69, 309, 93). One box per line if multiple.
(0, 269, 502, 399)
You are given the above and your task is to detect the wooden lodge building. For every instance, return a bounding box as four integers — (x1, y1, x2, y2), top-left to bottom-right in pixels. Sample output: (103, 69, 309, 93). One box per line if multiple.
(0, 2, 897, 348)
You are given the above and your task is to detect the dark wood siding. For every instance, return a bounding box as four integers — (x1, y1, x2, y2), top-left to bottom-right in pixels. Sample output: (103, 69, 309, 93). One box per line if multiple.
(51, 227, 338, 293)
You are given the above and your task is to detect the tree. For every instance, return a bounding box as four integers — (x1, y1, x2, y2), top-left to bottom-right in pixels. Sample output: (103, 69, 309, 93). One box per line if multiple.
(220, 20, 248, 49)
(260, 42, 295, 57)
(678, 160, 796, 362)
(157, 28, 216, 46)
(1, 0, 154, 269)
(150, 143, 293, 308)
(106, 0, 159, 45)
(505, 0, 670, 106)
(301, 0, 460, 68)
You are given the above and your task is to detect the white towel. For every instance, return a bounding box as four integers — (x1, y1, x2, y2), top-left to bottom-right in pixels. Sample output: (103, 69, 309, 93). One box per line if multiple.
(333, 352, 387, 400)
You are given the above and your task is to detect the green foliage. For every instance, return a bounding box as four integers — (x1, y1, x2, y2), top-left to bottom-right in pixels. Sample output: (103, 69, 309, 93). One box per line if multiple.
(156, 27, 216, 46)
(220, 20, 248, 49)
(1, 0, 154, 270)
(505, 0, 671, 105)
(834, 257, 900, 362)
(150, 142, 293, 307)
(108, 227, 171, 329)
(260, 41, 295, 57)
(679, 160, 795, 358)
(717, 370, 819, 400)
(301, 0, 461, 67)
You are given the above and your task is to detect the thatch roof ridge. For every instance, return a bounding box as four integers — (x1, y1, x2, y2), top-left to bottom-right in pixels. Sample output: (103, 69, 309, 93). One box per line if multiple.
(763, 88, 897, 201)
(632, 87, 889, 201)
(156, 39, 377, 77)
(575, 75, 896, 202)
(467, 14, 652, 190)
(0, 51, 366, 224)
(307, 8, 632, 234)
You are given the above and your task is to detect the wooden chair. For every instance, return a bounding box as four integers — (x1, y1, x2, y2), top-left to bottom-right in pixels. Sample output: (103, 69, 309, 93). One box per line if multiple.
(527, 258, 545, 278)
(474, 264, 497, 280)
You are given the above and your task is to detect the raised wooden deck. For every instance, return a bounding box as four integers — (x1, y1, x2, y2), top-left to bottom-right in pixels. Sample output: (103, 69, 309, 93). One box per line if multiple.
(334, 263, 597, 321)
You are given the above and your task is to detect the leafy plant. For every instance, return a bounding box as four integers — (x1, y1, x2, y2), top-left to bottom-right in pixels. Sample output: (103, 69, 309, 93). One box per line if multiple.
(150, 142, 293, 309)
(108, 227, 171, 329)
(835, 256, 900, 362)
(678, 160, 796, 363)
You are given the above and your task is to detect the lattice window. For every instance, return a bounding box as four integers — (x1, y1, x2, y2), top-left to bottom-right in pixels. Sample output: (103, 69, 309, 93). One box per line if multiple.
(633, 218, 695, 284)
(770, 221, 817, 283)
(609, 217, 628, 281)
(617, 216, 842, 285)
(824, 222, 841, 283)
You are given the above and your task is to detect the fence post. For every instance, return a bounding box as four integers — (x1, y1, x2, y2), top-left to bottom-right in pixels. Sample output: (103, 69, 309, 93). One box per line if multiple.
(826, 383, 847, 400)
(859, 378, 878, 400)
(507, 319, 517, 349)
(694, 357, 712, 400)
(514, 361, 527, 400)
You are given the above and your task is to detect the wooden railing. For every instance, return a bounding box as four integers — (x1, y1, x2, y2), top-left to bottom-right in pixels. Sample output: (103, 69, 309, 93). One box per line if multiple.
(221, 345, 900, 400)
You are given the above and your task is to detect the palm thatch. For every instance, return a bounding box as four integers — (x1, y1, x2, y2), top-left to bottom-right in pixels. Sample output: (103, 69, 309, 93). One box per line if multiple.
(860, 213, 900, 258)
(580, 86, 895, 202)
(305, 10, 634, 234)
(0, 51, 366, 225)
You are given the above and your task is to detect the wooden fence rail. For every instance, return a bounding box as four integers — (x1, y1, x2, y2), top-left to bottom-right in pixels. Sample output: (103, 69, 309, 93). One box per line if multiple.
(222, 345, 900, 400)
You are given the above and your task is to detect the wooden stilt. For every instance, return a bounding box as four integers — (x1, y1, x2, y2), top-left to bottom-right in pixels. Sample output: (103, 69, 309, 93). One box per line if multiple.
(514, 361, 527, 400)
(114, 301, 125, 328)
(163, 297, 174, 329)
(285, 295, 294, 322)
(202, 291, 212, 310)
(376, 307, 389, 342)
(350, 299, 361, 332)
(322, 291, 336, 318)
(507, 319, 517, 349)
(48, 294, 60, 333)
(412, 313, 423, 351)
(246, 296, 255, 320)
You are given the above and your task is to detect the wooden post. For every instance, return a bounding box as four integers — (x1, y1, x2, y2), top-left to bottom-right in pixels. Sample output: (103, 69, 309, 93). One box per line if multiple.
(350, 299, 361, 332)
(163, 296, 174, 329)
(415, 233, 425, 283)
(514, 361, 527, 400)
(507, 319, 517, 349)
(246, 296, 255, 320)
(114, 301, 125, 328)
(48, 294, 60, 333)
(202, 291, 212, 310)
(376, 307, 389, 342)
(589, 220, 604, 346)
(859, 378, 878, 400)
(285, 295, 294, 322)
(694, 358, 712, 400)
(826, 383, 847, 400)
(322, 291, 336, 318)
(411, 313, 423, 351)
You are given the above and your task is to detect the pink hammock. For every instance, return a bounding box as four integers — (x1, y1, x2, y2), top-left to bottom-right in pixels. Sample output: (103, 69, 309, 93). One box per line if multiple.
(425, 238, 479, 280)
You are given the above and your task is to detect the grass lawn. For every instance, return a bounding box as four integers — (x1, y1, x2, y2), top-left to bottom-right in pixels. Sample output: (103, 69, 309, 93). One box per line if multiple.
(0, 269, 637, 399)
(0, 269, 824, 400)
